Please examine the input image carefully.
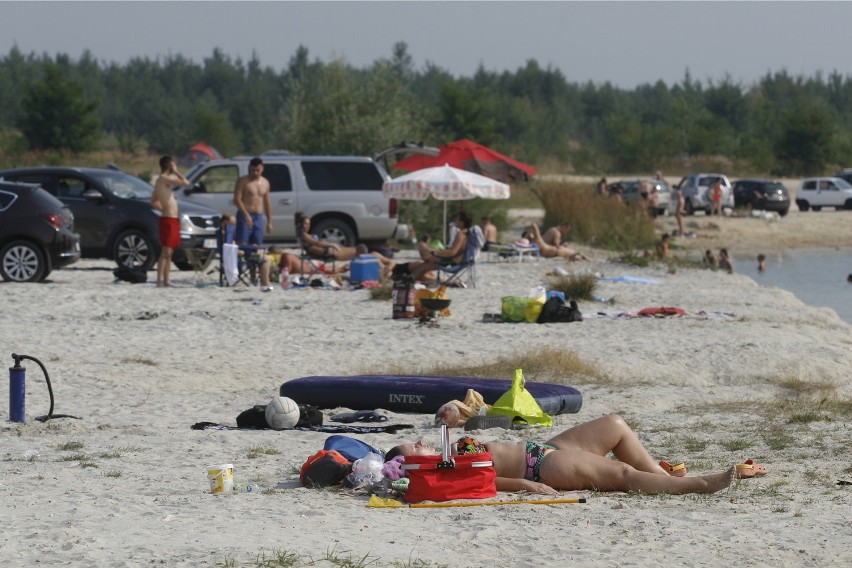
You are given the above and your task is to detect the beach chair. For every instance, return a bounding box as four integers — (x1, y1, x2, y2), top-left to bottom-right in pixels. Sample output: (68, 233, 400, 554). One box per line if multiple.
(438, 225, 484, 288)
(295, 216, 337, 275)
(216, 223, 266, 287)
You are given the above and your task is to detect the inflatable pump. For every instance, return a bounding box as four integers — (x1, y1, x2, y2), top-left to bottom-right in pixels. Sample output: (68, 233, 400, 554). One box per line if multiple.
(9, 353, 81, 423)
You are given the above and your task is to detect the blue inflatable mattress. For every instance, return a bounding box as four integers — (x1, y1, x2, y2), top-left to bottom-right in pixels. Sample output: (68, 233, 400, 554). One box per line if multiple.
(280, 375, 582, 415)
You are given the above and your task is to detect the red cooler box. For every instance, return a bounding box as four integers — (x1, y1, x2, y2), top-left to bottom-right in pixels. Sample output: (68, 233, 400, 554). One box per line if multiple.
(401, 424, 496, 502)
(351, 254, 381, 283)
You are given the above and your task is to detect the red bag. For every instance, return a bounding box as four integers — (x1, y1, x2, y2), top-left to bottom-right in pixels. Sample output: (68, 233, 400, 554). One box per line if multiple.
(402, 453, 496, 502)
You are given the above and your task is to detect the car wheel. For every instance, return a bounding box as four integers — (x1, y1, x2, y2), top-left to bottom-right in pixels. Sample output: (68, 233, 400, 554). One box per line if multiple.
(173, 249, 216, 271)
(314, 218, 356, 247)
(778, 208, 789, 217)
(796, 200, 809, 212)
(113, 229, 156, 270)
(812, 206, 822, 212)
(0, 240, 47, 282)
(845, 199, 852, 210)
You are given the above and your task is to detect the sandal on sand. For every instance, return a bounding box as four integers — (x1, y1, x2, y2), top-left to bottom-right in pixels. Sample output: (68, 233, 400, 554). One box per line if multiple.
(659, 460, 687, 477)
(735, 459, 768, 478)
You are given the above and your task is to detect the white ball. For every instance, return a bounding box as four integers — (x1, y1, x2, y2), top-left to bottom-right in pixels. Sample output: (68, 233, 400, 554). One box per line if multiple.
(265, 396, 300, 430)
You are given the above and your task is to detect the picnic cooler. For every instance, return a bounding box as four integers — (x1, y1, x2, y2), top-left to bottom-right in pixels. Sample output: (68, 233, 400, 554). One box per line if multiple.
(401, 424, 497, 503)
(350, 254, 381, 284)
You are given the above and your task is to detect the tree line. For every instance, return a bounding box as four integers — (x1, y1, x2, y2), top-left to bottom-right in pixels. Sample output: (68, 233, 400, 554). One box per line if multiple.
(2, 42, 852, 176)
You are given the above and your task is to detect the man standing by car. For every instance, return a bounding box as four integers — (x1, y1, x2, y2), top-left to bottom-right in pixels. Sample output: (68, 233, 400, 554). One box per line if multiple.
(234, 156, 274, 290)
(234, 157, 273, 246)
(151, 155, 189, 287)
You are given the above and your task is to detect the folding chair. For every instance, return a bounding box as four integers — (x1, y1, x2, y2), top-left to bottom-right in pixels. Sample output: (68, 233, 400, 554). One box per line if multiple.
(294, 215, 337, 275)
(438, 225, 484, 288)
(217, 223, 265, 287)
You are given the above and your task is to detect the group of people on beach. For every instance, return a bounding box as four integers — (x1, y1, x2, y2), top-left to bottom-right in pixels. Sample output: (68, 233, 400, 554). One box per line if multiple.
(150, 154, 396, 289)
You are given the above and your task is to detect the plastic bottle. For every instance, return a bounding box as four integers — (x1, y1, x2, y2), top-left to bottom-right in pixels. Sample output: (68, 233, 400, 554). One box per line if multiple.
(280, 266, 289, 289)
(234, 483, 264, 493)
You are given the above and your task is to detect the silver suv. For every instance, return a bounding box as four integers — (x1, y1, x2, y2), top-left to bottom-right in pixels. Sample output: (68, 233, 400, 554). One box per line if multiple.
(673, 173, 733, 215)
(180, 153, 406, 245)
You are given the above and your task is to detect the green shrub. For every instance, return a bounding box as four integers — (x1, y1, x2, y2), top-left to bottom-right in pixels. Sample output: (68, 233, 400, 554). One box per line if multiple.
(532, 180, 656, 251)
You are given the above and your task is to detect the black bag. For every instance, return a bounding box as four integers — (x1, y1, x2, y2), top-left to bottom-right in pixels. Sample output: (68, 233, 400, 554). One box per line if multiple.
(236, 403, 324, 429)
(113, 266, 147, 284)
(537, 297, 583, 323)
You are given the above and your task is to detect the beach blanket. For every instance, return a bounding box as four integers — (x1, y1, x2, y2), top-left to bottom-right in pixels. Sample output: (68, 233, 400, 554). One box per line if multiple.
(584, 310, 736, 320)
(191, 422, 413, 434)
(597, 275, 662, 284)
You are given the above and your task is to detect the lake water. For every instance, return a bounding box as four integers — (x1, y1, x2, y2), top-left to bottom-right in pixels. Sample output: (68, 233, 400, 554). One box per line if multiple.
(733, 249, 852, 324)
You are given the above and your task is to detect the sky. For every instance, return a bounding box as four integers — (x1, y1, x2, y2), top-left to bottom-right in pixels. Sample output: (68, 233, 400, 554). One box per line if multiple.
(1, 1, 852, 89)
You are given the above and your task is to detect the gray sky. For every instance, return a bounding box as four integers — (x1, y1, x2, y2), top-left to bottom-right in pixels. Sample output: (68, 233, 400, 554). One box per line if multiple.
(2, 1, 850, 89)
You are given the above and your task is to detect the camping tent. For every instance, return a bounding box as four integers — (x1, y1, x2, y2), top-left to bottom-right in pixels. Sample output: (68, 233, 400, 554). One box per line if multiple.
(392, 139, 536, 183)
(179, 143, 222, 168)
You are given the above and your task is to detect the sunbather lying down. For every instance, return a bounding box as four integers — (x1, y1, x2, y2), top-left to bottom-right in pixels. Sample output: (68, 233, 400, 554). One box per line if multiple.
(386, 414, 765, 495)
(271, 250, 348, 276)
(526, 222, 586, 260)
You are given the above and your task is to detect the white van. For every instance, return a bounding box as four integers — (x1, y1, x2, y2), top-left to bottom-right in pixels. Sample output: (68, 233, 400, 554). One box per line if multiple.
(796, 177, 852, 211)
(179, 154, 407, 245)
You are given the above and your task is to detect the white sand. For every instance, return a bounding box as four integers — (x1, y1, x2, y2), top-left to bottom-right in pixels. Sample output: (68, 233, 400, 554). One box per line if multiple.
(1, 239, 851, 566)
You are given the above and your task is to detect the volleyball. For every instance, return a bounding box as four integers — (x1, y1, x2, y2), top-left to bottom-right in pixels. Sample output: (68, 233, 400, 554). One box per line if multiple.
(265, 396, 300, 430)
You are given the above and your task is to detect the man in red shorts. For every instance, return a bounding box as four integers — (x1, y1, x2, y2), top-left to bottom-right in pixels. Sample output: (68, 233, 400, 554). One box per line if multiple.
(151, 156, 189, 287)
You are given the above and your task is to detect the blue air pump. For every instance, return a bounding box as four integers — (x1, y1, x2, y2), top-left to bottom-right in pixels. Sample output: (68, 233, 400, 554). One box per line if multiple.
(9, 353, 80, 423)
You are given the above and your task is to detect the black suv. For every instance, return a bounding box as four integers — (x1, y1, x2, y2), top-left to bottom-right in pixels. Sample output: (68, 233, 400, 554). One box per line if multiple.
(731, 178, 790, 216)
(0, 181, 80, 281)
(0, 167, 220, 270)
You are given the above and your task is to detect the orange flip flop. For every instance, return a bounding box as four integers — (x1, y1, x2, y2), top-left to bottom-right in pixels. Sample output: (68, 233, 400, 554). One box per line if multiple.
(659, 460, 687, 477)
(735, 459, 768, 478)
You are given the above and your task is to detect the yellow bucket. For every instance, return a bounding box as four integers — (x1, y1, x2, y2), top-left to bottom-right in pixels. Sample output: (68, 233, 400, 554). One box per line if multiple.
(207, 464, 234, 494)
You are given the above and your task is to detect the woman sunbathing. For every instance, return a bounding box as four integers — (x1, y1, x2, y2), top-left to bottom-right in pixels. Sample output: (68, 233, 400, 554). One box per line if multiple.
(385, 414, 764, 495)
(296, 213, 394, 278)
(527, 222, 584, 260)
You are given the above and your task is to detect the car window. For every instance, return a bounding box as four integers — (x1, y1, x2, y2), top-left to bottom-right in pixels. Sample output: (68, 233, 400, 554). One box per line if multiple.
(263, 163, 292, 193)
(57, 176, 87, 198)
(835, 178, 852, 189)
(766, 183, 786, 193)
(302, 161, 383, 191)
(89, 170, 154, 199)
(9, 174, 56, 194)
(819, 180, 833, 190)
(195, 165, 238, 194)
(802, 180, 816, 190)
(0, 189, 16, 211)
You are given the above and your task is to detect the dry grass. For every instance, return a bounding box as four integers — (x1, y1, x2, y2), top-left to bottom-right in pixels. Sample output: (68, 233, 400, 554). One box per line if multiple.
(546, 272, 598, 301)
(365, 346, 607, 386)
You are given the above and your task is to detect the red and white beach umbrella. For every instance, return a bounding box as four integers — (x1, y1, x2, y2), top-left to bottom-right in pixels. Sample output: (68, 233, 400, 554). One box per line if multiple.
(383, 164, 510, 241)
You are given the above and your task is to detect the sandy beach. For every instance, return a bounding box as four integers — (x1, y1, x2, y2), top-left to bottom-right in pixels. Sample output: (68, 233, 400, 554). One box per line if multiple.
(1, 211, 851, 567)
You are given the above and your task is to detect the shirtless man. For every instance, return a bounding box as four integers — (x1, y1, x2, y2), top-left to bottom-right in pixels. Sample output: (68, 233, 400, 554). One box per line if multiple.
(542, 222, 571, 248)
(481, 216, 498, 250)
(234, 157, 273, 290)
(150, 155, 189, 287)
(673, 187, 686, 236)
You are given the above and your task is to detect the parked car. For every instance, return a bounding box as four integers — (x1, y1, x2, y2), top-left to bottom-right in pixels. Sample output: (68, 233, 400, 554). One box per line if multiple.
(608, 179, 670, 215)
(0, 167, 221, 270)
(180, 152, 409, 246)
(673, 173, 733, 215)
(731, 179, 790, 216)
(0, 181, 80, 281)
(796, 177, 852, 211)
(833, 168, 852, 185)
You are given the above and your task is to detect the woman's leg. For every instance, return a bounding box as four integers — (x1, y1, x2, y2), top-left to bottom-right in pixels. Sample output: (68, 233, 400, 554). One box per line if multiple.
(546, 415, 667, 474)
(528, 223, 558, 258)
(538, 449, 734, 495)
